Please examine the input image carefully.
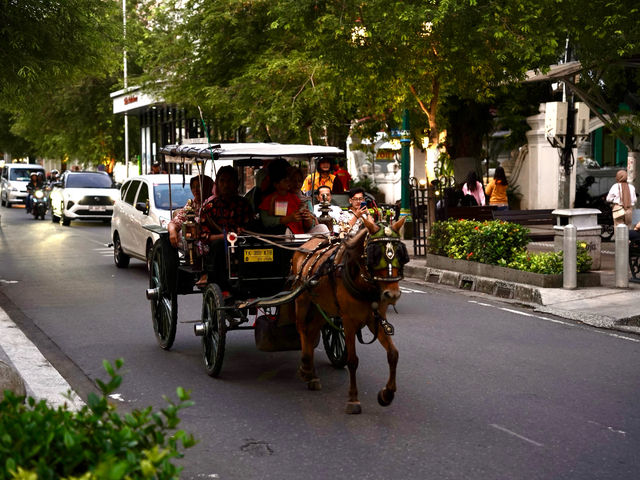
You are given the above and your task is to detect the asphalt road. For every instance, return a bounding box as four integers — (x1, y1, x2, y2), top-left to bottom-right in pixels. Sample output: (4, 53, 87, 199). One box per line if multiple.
(1, 206, 640, 480)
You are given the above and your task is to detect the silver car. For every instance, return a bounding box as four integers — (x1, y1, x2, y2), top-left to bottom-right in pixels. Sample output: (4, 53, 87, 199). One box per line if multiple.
(49, 171, 119, 226)
(110, 174, 194, 268)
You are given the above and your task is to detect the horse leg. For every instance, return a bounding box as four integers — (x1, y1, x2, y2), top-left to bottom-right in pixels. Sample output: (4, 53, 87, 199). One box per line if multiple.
(295, 299, 321, 390)
(344, 325, 361, 414)
(374, 330, 399, 407)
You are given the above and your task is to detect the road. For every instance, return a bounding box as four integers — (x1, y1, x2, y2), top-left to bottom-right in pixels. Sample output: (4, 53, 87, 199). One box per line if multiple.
(1, 206, 640, 480)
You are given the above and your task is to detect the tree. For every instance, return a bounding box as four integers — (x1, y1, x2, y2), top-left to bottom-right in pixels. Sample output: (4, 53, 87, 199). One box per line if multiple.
(0, 0, 131, 165)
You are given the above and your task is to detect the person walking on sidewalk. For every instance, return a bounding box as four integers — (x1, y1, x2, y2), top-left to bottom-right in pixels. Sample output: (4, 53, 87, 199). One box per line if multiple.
(606, 169, 636, 228)
(485, 166, 508, 210)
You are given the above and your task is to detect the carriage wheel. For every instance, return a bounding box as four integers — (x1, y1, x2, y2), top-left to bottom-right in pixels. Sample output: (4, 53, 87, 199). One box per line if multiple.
(149, 240, 178, 350)
(201, 283, 227, 377)
(322, 317, 347, 369)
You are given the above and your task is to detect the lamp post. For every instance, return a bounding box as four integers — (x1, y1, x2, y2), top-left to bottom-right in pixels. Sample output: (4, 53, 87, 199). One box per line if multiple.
(122, 0, 129, 178)
(400, 109, 411, 213)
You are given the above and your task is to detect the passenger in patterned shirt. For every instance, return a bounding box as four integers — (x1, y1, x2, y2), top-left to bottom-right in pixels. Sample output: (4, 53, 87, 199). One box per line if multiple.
(168, 174, 214, 249)
(197, 166, 252, 287)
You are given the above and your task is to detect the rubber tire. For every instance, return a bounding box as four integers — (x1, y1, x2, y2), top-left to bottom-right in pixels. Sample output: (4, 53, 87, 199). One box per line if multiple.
(61, 214, 71, 226)
(149, 240, 178, 350)
(321, 317, 348, 369)
(601, 224, 614, 242)
(113, 233, 130, 268)
(201, 283, 227, 377)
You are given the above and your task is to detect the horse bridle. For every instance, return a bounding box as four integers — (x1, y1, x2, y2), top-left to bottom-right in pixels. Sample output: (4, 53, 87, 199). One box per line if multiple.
(361, 226, 410, 283)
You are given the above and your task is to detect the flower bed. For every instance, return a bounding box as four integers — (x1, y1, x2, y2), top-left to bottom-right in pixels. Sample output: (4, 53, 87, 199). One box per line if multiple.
(428, 219, 592, 274)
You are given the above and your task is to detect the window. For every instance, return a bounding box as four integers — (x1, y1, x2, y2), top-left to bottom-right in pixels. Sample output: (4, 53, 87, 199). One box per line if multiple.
(124, 181, 140, 205)
(65, 173, 114, 188)
(136, 182, 149, 205)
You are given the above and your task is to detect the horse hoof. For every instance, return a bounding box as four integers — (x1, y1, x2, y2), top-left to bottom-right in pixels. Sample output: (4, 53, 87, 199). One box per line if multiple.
(345, 402, 362, 414)
(297, 365, 312, 382)
(377, 389, 395, 407)
(307, 378, 322, 391)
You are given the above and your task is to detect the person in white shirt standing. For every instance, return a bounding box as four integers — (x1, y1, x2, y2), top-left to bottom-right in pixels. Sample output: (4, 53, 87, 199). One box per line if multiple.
(606, 169, 636, 228)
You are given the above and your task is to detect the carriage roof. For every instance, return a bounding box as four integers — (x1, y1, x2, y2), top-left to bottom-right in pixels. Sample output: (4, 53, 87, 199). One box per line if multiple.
(160, 142, 344, 164)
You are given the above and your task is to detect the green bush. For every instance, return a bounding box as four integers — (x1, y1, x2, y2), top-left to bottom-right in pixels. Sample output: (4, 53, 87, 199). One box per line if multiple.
(504, 242, 592, 274)
(428, 219, 529, 264)
(0, 359, 196, 480)
(428, 220, 592, 274)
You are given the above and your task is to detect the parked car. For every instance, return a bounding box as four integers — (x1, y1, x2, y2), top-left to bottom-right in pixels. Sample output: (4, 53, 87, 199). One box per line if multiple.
(0, 163, 46, 207)
(111, 174, 194, 268)
(49, 171, 119, 226)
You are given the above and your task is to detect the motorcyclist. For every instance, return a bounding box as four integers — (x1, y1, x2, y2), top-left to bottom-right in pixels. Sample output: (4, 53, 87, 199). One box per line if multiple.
(49, 169, 60, 184)
(25, 172, 44, 214)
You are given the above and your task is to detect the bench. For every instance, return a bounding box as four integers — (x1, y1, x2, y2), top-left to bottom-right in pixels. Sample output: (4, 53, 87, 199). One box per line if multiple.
(492, 209, 555, 241)
(444, 206, 495, 221)
(630, 237, 640, 280)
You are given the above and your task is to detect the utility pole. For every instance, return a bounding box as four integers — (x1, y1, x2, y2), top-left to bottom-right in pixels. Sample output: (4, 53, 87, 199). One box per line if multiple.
(558, 91, 575, 209)
(400, 109, 413, 238)
(123, 0, 129, 178)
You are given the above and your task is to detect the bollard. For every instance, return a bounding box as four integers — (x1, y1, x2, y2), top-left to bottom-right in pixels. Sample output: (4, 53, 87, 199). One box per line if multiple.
(615, 224, 629, 288)
(563, 224, 577, 289)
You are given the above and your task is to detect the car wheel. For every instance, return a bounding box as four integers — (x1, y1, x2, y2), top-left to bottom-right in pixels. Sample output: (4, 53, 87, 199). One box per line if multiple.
(61, 214, 71, 226)
(113, 233, 130, 268)
(0, 194, 5, 207)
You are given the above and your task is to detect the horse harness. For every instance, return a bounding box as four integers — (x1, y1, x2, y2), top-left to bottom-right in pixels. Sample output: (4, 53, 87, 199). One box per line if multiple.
(294, 227, 409, 344)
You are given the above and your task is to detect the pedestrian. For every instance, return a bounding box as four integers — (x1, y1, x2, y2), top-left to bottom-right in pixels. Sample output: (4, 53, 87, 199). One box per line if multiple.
(606, 169, 636, 228)
(485, 166, 509, 210)
(462, 170, 485, 206)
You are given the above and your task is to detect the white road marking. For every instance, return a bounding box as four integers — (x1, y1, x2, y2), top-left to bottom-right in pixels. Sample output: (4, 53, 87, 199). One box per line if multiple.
(0, 279, 19, 284)
(489, 423, 544, 447)
(587, 420, 626, 436)
(469, 301, 640, 342)
(0, 306, 84, 411)
(400, 286, 426, 294)
(109, 393, 125, 402)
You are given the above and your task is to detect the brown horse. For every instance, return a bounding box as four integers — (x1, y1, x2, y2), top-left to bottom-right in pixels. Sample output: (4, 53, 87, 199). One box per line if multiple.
(290, 215, 409, 414)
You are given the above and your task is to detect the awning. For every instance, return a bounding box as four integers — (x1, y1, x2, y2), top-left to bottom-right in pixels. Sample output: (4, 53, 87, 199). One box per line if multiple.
(524, 61, 583, 83)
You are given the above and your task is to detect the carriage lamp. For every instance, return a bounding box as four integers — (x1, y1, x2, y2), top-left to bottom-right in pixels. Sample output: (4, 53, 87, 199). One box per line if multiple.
(317, 194, 334, 232)
(182, 215, 199, 265)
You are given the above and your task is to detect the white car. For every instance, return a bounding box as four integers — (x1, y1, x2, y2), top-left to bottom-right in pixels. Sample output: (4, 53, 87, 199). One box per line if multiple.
(0, 163, 46, 207)
(49, 171, 119, 226)
(111, 174, 194, 268)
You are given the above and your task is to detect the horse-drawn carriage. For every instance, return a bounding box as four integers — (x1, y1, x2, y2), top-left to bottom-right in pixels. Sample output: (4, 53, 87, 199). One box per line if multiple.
(145, 142, 410, 413)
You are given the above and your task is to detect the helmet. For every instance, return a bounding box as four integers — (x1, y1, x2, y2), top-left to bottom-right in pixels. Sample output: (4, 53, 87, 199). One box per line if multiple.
(51, 169, 59, 176)
(30, 172, 38, 179)
(37, 172, 44, 179)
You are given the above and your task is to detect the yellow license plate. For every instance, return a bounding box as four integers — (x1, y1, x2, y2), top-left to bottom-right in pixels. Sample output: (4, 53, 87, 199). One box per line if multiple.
(244, 248, 273, 262)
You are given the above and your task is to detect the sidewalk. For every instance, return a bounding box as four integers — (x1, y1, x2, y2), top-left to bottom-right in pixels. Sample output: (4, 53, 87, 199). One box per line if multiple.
(403, 239, 640, 335)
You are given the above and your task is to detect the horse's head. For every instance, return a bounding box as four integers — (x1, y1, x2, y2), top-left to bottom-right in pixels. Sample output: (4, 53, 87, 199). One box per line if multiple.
(360, 216, 410, 305)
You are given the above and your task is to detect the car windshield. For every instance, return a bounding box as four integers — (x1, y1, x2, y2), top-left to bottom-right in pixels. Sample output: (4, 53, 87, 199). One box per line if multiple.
(153, 183, 195, 210)
(10, 169, 43, 181)
(66, 173, 113, 188)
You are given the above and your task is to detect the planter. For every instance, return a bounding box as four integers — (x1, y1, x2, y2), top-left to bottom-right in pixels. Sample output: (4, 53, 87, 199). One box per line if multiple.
(426, 254, 600, 288)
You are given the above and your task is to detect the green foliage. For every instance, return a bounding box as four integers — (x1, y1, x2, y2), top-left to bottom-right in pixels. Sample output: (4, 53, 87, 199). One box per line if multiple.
(428, 219, 529, 264)
(428, 220, 592, 273)
(0, 359, 196, 480)
(505, 243, 592, 274)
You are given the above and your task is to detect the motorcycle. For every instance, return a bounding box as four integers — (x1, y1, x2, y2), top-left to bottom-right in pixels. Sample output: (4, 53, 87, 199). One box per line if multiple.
(31, 189, 48, 220)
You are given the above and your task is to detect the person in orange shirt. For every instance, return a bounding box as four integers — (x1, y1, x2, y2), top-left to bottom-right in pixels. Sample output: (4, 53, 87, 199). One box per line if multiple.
(485, 166, 509, 210)
(301, 157, 344, 196)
